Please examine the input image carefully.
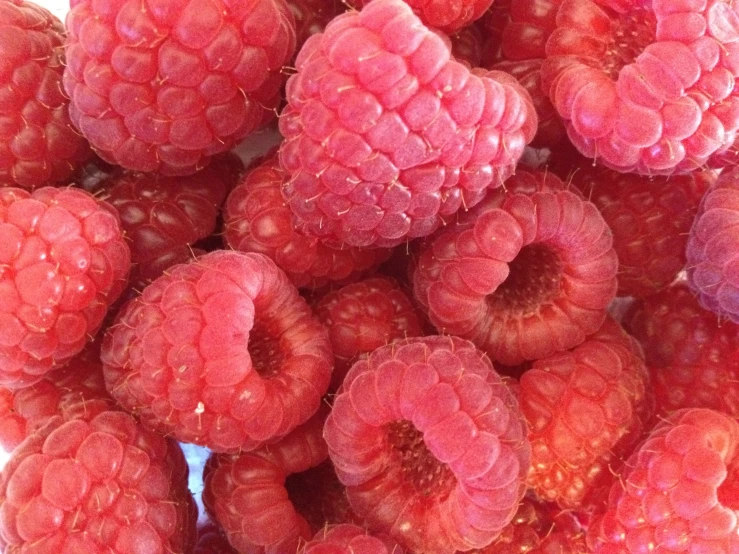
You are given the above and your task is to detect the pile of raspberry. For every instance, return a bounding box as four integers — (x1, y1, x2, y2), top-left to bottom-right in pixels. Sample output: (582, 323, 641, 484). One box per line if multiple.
(1, 0, 739, 552)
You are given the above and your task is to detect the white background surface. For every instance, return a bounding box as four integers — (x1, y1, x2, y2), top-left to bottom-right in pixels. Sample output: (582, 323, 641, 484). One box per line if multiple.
(36, 0, 69, 20)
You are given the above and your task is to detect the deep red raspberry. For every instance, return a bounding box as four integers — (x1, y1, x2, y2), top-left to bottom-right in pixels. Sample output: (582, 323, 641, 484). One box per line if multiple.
(687, 166, 739, 322)
(63, 0, 296, 176)
(0, 187, 130, 389)
(301, 524, 406, 554)
(0, 0, 91, 189)
(287, 0, 345, 51)
(195, 522, 238, 554)
(223, 153, 390, 289)
(0, 410, 197, 553)
(324, 336, 531, 553)
(586, 409, 739, 553)
(413, 169, 618, 366)
(203, 409, 328, 553)
(540, 0, 739, 175)
(315, 276, 424, 391)
(279, 0, 537, 248)
(101, 250, 333, 453)
(448, 23, 485, 68)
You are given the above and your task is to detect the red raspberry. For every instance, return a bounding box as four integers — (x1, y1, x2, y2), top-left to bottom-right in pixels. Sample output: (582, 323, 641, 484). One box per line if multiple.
(301, 524, 406, 554)
(101, 250, 333, 453)
(63, 0, 296, 176)
(0, 410, 198, 553)
(687, 167, 739, 322)
(223, 153, 390, 289)
(0, 0, 91, 189)
(448, 23, 485, 68)
(413, 169, 618, 365)
(203, 409, 328, 553)
(287, 0, 345, 50)
(195, 522, 238, 554)
(586, 408, 739, 553)
(0, 187, 130, 389)
(540, 0, 739, 175)
(324, 336, 531, 553)
(315, 276, 424, 391)
(279, 0, 537, 248)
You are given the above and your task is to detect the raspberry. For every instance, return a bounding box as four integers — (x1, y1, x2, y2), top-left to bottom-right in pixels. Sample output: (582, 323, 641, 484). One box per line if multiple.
(0, 410, 198, 553)
(101, 250, 333, 453)
(301, 524, 406, 554)
(63, 0, 296, 175)
(223, 153, 390, 289)
(315, 276, 424, 391)
(540, 0, 739, 175)
(287, 0, 345, 51)
(586, 408, 739, 553)
(0, 0, 91, 189)
(324, 336, 531, 553)
(0, 187, 131, 389)
(195, 522, 238, 554)
(686, 167, 739, 322)
(413, 169, 618, 365)
(203, 409, 328, 553)
(448, 23, 485, 68)
(279, 0, 537, 248)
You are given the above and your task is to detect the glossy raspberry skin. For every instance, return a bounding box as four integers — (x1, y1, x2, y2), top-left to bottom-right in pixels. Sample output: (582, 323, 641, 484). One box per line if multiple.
(63, 0, 296, 176)
(0, 187, 131, 389)
(203, 410, 328, 553)
(101, 250, 333, 453)
(541, 0, 739, 175)
(449, 23, 485, 68)
(0, 410, 197, 554)
(0, 0, 91, 188)
(279, 0, 537, 248)
(413, 170, 618, 366)
(687, 167, 739, 322)
(324, 336, 531, 554)
(586, 408, 739, 553)
(223, 153, 390, 289)
(301, 524, 406, 554)
(316, 276, 424, 391)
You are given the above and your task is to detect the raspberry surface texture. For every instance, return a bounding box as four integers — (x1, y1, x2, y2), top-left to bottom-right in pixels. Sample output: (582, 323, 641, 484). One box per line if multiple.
(223, 153, 390, 289)
(0, 410, 197, 553)
(301, 524, 406, 554)
(101, 250, 333, 453)
(350, 0, 493, 32)
(279, 0, 537, 248)
(195, 522, 238, 554)
(324, 335, 531, 553)
(413, 169, 618, 365)
(287, 0, 345, 50)
(0, 0, 91, 189)
(63, 0, 296, 175)
(0, 187, 130, 389)
(540, 0, 739, 174)
(448, 23, 485, 69)
(586, 408, 739, 553)
(686, 166, 739, 322)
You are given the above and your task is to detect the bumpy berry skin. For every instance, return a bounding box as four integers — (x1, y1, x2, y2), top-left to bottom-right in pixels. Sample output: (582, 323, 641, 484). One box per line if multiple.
(101, 250, 333, 453)
(0, 0, 91, 189)
(541, 0, 739, 175)
(279, 0, 537, 248)
(449, 23, 485, 68)
(301, 524, 406, 554)
(195, 522, 238, 554)
(63, 0, 296, 176)
(0, 410, 198, 554)
(203, 410, 328, 553)
(413, 170, 618, 366)
(586, 409, 739, 553)
(223, 153, 390, 289)
(687, 167, 739, 322)
(324, 336, 531, 554)
(316, 277, 424, 391)
(0, 187, 131, 389)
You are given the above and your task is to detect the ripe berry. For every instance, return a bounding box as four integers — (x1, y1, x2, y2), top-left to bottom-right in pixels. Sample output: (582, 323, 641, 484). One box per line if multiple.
(301, 524, 405, 554)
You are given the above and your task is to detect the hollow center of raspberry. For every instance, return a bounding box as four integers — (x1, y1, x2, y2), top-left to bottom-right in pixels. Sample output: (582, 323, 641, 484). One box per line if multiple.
(248, 324, 283, 378)
(488, 244, 563, 315)
(285, 461, 352, 532)
(602, 9, 656, 79)
(386, 420, 455, 498)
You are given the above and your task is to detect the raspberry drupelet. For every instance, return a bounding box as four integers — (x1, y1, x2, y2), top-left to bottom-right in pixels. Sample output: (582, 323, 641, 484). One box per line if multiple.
(101, 250, 334, 453)
(301, 524, 406, 554)
(195, 522, 238, 554)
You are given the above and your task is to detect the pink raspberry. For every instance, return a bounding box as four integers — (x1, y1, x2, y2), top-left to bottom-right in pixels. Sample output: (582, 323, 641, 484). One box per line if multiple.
(324, 336, 531, 553)
(0, 0, 91, 189)
(195, 522, 238, 554)
(686, 166, 739, 322)
(63, 0, 296, 175)
(279, 0, 537, 248)
(315, 276, 424, 391)
(301, 524, 406, 554)
(413, 169, 618, 365)
(0, 410, 198, 553)
(0, 187, 130, 389)
(223, 153, 390, 289)
(540, 0, 739, 175)
(586, 408, 739, 553)
(101, 250, 333, 453)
